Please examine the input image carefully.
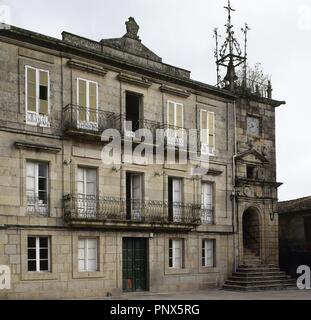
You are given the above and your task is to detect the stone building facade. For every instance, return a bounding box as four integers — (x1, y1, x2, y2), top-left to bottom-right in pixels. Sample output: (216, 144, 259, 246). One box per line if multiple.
(0, 17, 284, 299)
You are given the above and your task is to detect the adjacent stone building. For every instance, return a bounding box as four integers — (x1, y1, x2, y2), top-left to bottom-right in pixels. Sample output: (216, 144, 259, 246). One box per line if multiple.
(278, 197, 311, 277)
(0, 15, 285, 299)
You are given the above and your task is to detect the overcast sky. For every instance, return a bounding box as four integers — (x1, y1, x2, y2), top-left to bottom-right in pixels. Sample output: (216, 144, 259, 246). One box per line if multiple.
(2, 0, 311, 201)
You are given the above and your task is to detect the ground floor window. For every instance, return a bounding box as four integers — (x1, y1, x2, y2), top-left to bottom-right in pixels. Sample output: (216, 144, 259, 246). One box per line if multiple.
(78, 238, 98, 272)
(27, 236, 50, 272)
(169, 239, 184, 269)
(202, 239, 215, 267)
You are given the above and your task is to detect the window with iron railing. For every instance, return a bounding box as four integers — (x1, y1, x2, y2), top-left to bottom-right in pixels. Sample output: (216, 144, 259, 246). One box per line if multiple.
(201, 182, 214, 224)
(26, 161, 48, 216)
(25, 66, 50, 127)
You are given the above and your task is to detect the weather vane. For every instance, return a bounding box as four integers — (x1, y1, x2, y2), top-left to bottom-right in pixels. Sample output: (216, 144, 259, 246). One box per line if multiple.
(214, 0, 249, 90)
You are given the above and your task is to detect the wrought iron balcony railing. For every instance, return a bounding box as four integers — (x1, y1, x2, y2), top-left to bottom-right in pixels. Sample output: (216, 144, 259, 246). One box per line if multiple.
(64, 194, 202, 226)
(112, 115, 161, 141)
(27, 194, 48, 216)
(63, 104, 115, 133)
(201, 206, 214, 224)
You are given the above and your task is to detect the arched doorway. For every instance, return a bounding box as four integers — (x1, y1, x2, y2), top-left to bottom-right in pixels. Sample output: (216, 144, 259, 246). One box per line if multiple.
(242, 208, 261, 259)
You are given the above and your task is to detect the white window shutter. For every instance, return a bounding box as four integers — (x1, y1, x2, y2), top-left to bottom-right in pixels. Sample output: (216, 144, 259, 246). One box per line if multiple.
(208, 112, 215, 149)
(173, 240, 182, 268)
(176, 104, 183, 128)
(77, 168, 85, 195)
(86, 169, 96, 196)
(78, 239, 86, 272)
(26, 162, 36, 195)
(202, 183, 213, 208)
(168, 101, 175, 127)
(200, 110, 208, 145)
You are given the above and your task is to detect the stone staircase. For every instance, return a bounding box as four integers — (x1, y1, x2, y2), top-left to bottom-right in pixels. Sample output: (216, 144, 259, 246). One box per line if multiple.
(223, 250, 297, 291)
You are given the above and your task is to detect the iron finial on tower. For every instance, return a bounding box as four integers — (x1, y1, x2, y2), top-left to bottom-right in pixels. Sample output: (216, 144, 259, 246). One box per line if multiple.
(214, 1, 247, 90)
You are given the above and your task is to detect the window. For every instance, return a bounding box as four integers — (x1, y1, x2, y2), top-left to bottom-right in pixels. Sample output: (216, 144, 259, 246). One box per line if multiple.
(201, 182, 213, 224)
(167, 101, 184, 145)
(27, 236, 50, 272)
(26, 162, 48, 215)
(77, 78, 98, 130)
(25, 66, 50, 127)
(246, 165, 257, 179)
(169, 239, 184, 269)
(126, 173, 143, 221)
(168, 177, 183, 222)
(200, 110, 215, 155)
(202, 239, 215, 267)
(125, 92, 142, 133)
(77, 167, 97, 217)
(78, 238, 98, 272)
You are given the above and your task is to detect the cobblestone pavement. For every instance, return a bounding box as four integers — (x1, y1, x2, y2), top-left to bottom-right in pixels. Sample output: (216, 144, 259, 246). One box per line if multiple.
(95, 289, 311, 300)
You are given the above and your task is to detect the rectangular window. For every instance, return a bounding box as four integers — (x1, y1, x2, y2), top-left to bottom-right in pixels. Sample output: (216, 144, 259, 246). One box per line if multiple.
(78, 238, 98, 272)
(77, 78, 98, 129)
(25, 66, 50, 127)
(201, 182, 213, 224)
(27, 236, 50, 272)
(77, 167, 97, 217)
(26, 162, 48, 215)
(167, 101, 184, 145)
(168, 177, 183, 222)
(202, 239, 215, 267)
(126, 173, 143, 221)
(200, 110, 215, 155)
(125, 92, 141, 133)
(169, 239, 184, 269)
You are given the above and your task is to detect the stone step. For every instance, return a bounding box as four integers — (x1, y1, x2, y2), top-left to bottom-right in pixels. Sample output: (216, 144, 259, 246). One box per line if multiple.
(233, 271, 287, 277)
(237, 267, 280, 273)
(231, 275, 288, 282)
(223, 282, 297, 291)
(223, 263, 296, 291)
(225, 279, 295, 286)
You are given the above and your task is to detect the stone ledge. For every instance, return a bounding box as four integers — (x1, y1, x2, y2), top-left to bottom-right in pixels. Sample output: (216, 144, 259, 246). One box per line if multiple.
(15, 142, 62, 153)
(160, 84, 191, 98)
(118, 73, 152, 88)
(67, 59, 108, 76)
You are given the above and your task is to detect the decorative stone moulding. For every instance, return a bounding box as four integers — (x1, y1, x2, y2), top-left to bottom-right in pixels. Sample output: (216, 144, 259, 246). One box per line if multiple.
(160, 84, 191, 98)
(67, 59, 108, 77)
(15, 142, 61, 154)
(118, 73, 152, 88)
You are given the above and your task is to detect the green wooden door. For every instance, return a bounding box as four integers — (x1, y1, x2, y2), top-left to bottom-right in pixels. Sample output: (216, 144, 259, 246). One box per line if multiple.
(122, 238, 148, 292)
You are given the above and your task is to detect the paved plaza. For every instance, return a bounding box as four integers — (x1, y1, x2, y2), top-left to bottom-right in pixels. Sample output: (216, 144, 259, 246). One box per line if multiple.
(96, 289, 311, 300)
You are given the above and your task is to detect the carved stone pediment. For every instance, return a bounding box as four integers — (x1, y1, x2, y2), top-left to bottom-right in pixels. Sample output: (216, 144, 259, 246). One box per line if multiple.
(236, 148, 269, 164)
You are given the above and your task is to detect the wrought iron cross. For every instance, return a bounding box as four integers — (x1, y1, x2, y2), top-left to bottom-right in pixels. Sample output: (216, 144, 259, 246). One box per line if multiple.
(224, 0, 236, 17)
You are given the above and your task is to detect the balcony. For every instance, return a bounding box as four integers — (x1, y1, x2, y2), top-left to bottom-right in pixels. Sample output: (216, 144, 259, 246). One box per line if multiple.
(63, 104, 115, 140)
(27, 194, 48, 216)
(112, 115, 161, 143)
(64, 194, 202, 231)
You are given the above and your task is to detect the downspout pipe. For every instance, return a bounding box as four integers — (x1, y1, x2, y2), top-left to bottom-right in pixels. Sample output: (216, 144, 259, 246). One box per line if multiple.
(232, 100, 238, 273)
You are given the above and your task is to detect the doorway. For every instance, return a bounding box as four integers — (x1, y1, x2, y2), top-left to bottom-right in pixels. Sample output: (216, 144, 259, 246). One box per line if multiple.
(125, 92, 141, 132)
(122, 238, 148, 292)
(242, 207, 261, 257)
